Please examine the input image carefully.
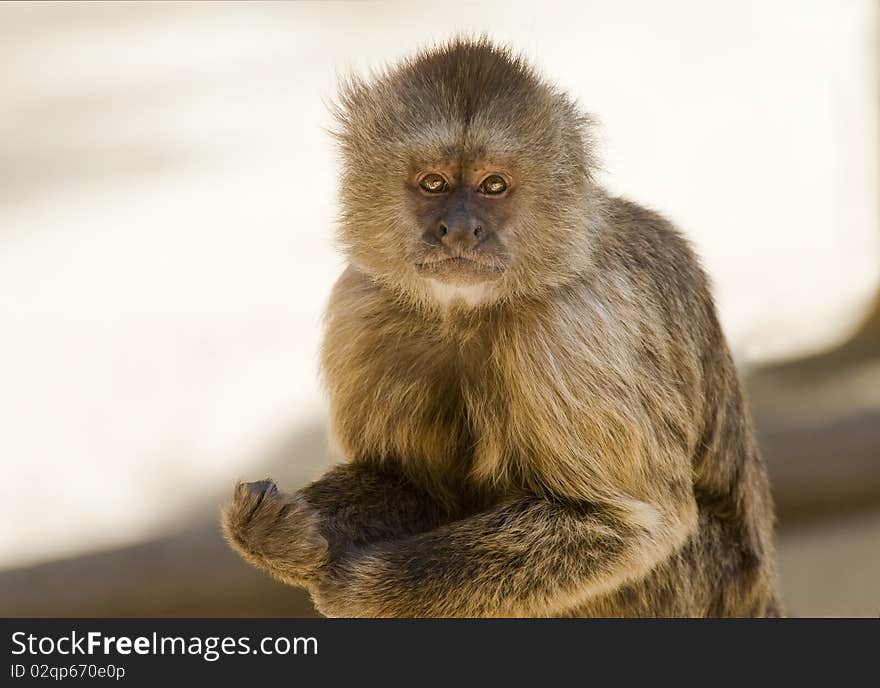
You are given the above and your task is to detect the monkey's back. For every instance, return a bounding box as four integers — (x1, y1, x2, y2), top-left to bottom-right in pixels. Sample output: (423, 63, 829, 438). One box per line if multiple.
(577, 197, 781, 617)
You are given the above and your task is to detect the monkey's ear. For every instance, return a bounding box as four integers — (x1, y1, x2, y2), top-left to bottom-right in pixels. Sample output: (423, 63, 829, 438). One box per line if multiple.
(564, 110, 600, 184)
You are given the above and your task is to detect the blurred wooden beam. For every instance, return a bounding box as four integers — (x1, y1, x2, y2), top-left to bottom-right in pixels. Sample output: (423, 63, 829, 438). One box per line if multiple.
(756, 410, 880, 523)
(0, 524, 317, 617)
(747, 293, 880, 524)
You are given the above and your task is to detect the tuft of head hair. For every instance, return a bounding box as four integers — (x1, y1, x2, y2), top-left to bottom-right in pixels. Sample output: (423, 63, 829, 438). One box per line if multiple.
(333, 36, 594, 171)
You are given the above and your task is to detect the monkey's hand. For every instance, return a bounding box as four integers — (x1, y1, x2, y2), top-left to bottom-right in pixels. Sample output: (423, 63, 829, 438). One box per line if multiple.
(221, 479, 330, 588)
(221, 463, 449, 594)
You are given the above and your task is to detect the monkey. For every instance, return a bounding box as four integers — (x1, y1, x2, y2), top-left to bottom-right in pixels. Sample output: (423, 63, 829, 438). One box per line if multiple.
(221, 37, 781, 617)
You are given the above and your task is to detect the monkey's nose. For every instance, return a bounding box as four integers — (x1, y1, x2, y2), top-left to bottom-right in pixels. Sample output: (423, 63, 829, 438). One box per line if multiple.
(435, 220, 484, 249)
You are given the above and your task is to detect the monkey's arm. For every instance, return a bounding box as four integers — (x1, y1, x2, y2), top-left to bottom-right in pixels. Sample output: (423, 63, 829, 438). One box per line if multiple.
(313, 492, 696, 617)
(221, 462, 448, 587)
(299, 462, 449, 553)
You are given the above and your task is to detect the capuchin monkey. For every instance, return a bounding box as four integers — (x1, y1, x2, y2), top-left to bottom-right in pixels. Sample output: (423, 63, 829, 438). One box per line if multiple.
(222, 37, 781, 617)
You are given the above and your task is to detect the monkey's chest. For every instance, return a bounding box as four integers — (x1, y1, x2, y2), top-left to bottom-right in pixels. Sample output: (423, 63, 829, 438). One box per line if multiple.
(329, 356, 502, 484)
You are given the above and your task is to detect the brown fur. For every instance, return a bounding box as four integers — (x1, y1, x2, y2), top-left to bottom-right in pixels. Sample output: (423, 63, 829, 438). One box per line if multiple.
(221, 37, 781, 617)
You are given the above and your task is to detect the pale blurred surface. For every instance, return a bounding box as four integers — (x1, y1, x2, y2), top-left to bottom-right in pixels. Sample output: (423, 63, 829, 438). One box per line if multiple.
(0, 1, 878, 617)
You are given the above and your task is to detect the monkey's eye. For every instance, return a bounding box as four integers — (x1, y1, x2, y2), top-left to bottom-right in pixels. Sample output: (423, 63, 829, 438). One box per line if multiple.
(479, 175, 508, 195)
(418, 173, 449, 194)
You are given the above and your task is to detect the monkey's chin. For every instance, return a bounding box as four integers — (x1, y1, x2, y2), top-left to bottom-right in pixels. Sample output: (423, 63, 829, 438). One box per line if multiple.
(424, 278, 493, 308)
(415, 258, 503, 308)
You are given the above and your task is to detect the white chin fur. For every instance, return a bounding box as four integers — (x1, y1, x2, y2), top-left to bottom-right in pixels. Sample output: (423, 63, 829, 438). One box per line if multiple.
(426, 279, 490, 308)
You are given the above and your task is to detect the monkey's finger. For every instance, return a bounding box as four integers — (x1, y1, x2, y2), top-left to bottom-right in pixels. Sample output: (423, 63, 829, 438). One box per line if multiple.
(237, 478, 279, 502)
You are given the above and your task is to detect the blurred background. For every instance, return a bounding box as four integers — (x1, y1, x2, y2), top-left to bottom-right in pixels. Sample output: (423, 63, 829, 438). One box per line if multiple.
(1, 0, 878, 617)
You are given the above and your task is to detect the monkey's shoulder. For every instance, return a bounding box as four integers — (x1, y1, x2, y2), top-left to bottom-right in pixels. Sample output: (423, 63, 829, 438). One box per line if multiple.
(602, 195, 689, 244)
(588, 195, 717, 329)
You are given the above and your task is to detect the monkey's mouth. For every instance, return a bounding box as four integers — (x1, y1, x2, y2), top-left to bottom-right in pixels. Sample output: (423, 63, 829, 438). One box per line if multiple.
(414, 256, 504, 284)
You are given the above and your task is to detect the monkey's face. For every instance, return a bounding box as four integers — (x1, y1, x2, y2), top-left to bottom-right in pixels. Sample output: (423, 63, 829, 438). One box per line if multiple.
(336, 132, 592, 309)
(408, 161, 513, 291)
(333, 39, 596, 308)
